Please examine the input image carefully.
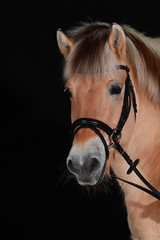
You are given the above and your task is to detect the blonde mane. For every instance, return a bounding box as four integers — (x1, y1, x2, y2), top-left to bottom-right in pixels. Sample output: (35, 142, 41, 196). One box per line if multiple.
(64, 22, 160, 105)
(123, 25, 160, 105)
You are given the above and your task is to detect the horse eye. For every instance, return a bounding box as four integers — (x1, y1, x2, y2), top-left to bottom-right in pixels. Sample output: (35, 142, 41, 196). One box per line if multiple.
(109, 84, 122, 96)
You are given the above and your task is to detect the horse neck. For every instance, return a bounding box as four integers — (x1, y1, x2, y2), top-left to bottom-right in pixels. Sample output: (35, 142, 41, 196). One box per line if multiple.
(125, 95, 160, 190)
(132, 96, 160, 182)
(111, 91, 160, 194)
(118, 96, 160, 238)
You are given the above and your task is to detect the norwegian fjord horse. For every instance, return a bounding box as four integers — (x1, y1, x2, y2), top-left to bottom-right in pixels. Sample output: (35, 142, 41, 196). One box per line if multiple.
(57, 22, 160, 239)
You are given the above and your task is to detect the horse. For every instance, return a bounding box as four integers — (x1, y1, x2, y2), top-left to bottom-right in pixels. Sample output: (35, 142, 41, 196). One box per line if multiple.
(56, 22, 160, 239)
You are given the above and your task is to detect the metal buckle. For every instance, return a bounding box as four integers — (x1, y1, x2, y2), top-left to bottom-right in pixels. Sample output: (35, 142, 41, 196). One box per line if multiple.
(108, 128, 122, 149)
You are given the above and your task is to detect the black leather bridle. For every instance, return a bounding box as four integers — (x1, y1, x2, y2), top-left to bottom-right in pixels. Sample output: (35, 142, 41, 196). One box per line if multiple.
(70, 65, 160, 200)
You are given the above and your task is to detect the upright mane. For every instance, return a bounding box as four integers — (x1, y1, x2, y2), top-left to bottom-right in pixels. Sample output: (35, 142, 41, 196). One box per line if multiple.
(64, 22, 160, 105)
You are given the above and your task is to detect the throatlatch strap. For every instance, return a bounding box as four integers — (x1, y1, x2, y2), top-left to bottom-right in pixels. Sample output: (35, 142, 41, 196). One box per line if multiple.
(116, 65, 137, 135)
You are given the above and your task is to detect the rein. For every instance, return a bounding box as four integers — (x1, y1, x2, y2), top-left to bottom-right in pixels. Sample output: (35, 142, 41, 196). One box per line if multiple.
(71, 65, 160, 201)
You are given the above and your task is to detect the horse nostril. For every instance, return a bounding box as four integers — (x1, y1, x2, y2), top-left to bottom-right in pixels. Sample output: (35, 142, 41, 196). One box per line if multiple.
(86, 157, 100, 173)
(67, 159, 78, 174)
(67, 155, 101, 180)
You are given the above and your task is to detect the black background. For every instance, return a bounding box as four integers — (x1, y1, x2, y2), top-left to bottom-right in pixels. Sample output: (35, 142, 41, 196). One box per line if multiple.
(1, 2, 159, 239)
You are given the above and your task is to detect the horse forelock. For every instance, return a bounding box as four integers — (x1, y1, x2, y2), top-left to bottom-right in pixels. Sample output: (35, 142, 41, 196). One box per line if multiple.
(64, 22, 119, 79)
(64, 22, 160, 106)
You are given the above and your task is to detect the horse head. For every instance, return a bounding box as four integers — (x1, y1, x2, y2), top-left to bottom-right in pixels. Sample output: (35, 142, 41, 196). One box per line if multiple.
(57, 23, 136, 186)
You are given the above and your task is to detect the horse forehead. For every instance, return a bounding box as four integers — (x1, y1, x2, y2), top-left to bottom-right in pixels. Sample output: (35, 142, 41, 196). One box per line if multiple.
(67, 71, 126, 90)
(68, 75, 106, 93)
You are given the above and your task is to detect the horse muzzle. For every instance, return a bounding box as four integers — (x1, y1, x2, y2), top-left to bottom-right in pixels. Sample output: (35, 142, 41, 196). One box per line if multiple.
(66, 137, 108, 186)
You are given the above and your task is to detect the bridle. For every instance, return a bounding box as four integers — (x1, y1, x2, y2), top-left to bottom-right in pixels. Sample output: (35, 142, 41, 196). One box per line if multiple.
(70, 65, 160, 200)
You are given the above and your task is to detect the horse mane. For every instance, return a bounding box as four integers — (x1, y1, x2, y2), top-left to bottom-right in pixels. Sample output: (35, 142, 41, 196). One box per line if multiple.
(123, 25, 160, 105)
(64, 22, 160, 105)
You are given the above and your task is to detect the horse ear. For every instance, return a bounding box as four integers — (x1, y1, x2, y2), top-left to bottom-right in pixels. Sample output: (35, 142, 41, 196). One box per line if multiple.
(57, 29, 74, 58)
(108, 23, 126, 58)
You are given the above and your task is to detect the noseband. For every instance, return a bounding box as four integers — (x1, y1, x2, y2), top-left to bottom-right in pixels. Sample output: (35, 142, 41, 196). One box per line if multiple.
(71, 65, 160, 200)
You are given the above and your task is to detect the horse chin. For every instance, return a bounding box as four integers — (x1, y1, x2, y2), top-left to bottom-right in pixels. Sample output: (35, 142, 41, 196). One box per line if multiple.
(77, 179, 98, 186)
